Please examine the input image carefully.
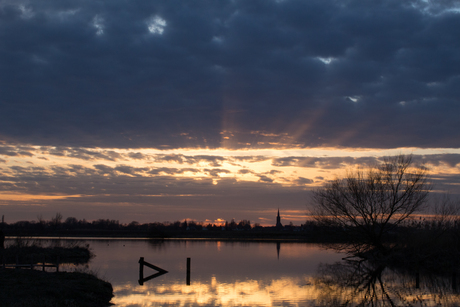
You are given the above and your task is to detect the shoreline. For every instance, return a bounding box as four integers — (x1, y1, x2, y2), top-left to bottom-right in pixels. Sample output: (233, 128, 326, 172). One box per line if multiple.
(4, 233, 329, 243)
(1, 243, 113, 307)
(0, 269, 113, 307)
(6, 235, 311, 242)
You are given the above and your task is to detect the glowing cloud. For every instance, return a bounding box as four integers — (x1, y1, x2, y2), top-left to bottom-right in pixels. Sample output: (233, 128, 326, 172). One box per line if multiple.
(147, 16, 166, 34)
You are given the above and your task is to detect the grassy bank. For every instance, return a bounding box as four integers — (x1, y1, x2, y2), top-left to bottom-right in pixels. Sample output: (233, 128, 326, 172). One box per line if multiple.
(0, 269, 113, 307)
(0, 239, 112, 306)
(2, 245, 92, 265)
(2, 239, 93, 265)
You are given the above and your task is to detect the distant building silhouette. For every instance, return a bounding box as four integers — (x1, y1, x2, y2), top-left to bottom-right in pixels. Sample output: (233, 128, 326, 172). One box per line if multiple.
(276, 209, 283, 229)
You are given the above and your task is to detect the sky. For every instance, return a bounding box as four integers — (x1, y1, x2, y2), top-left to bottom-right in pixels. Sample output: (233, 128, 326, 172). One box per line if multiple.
(1, 0, 460, 225)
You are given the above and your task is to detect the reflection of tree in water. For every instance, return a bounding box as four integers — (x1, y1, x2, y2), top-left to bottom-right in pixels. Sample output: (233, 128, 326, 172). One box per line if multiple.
(308, 155, 460, 306)
(313, 258, 460, 307)
(147, 239, 168, 250)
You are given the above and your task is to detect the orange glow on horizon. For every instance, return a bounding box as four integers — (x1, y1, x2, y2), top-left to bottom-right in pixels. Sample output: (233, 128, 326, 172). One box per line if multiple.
(0, 192, 81, 202)
(2, 143, 460, 223)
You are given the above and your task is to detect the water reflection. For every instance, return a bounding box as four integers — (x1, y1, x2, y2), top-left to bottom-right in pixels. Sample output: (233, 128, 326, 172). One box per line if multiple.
(114, 276, 318, 307)
(313, 259, 460, 306)
(11, 239, 460, 306)
(87, 240, 342, 306)
(101, 240, 460, 307)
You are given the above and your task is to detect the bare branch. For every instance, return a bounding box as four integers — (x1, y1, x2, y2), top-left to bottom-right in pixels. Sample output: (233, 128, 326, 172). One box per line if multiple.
(310, 154, 431, 252)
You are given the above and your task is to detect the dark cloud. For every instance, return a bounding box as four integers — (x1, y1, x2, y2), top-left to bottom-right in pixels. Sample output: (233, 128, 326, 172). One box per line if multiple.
(1, 163, 214, 196)
(2, 153, 460, 223)
(153, 154, 226, 167)
(148, 167, 200, 175)
(233, 156, 271, 163)
(114, 165, 149, 176)
(0, 179, 310, 224)
(271, 154, 460, 171)
(0, 145, 35, 157)
(294, 177, 314, 185)
(258, 175, 273, 183)
(127, 152, 147, 160)
(271, 156, 379, 169)
(237, 168, 284, 179)
(266, 170, 282, 175)
(93, 164, 115, 175)
(427, 173, 460, 195)
(153, 154, 186, 164)
(417, 154, 460, 168)
(0, 163, 305, 211)
(44, 147, 123, 161)
(204, 168, 231, 177)
(189, 156, 226, 167)
(0, 0, 459, 149)
(238, 169, 254, 175)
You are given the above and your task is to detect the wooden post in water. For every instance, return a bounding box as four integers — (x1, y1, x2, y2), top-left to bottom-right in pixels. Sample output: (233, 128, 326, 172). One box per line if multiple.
(139, 257, 144, 285)
(138, 257, 168, 285)
(56, 256, 60, 272)
(415, 271, 420, 289)
(186, 258, 191, 286)
(42, 256, 45, 272)
(16, 255, 19, 270)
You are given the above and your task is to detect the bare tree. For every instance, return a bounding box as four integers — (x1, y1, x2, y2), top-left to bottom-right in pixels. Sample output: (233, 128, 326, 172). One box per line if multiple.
(431, 194, 460, 229)
(50, 212, 63, 229)
(311, 154, 430, 253)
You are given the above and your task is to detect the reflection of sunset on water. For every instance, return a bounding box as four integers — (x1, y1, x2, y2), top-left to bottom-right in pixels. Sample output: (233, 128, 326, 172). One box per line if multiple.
(83, 240, 344, 306)
(113, 273, 460, 307)
(112, 269, 460, 307)
(21, 238, 459, 307)
(112, 276, 316, 307)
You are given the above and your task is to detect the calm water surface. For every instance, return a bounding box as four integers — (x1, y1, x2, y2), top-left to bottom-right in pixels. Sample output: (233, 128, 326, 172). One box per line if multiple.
(85, 239, 342, 306)
(12, 238, 460, 306)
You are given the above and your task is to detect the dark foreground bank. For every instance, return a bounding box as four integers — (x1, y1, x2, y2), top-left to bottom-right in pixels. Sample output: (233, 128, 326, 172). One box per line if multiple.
(0, 269, 113, 307)
(2, 244, 92, 265)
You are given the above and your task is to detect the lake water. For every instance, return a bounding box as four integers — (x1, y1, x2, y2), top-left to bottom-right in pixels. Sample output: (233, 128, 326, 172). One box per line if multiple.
(84, 239, 343, 307)
(8, 238, 460, 306)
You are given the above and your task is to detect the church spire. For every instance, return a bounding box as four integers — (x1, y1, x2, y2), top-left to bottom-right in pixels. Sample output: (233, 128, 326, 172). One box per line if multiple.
(276, 208, 282, 229)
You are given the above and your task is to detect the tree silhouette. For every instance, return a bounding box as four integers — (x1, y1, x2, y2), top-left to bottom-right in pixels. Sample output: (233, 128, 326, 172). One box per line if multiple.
(311, 154, 430, 254)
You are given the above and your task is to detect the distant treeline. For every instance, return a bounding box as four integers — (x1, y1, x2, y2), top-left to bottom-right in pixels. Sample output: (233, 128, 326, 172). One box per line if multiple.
(0, 213, 306, 239)
(1, 213, 459, 242)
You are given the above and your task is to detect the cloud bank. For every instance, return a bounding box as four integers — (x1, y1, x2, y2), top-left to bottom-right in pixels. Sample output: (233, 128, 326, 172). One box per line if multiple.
(1, 0, 460, 149)
(2, 0, 460, 223)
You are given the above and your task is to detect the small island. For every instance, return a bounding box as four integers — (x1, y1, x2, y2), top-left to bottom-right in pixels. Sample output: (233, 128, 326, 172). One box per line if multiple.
(0, 269, 113, 307)
(0, 236, 113, 307)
